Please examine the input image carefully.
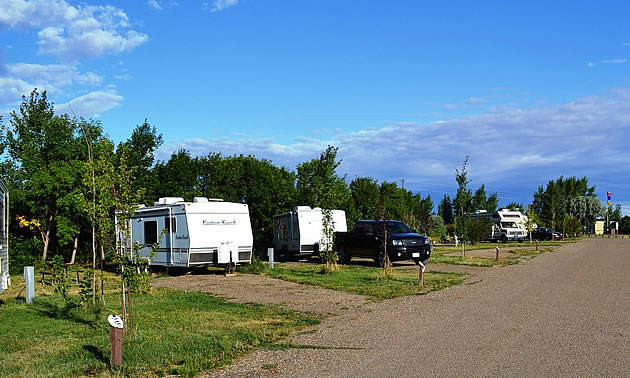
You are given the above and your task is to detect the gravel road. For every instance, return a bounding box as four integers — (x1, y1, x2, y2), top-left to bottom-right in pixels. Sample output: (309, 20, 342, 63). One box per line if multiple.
(208, 238, 630, 377)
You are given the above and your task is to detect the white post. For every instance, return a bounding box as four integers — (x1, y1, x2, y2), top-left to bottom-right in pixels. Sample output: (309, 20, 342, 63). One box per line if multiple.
(268, 248, 274, 269)
(24, 266, 34, 304)
(417, 260, 426, 286)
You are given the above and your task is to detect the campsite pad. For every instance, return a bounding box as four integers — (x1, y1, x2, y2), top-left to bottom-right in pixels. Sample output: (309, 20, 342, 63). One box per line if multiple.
(152, 272, 371, 315)
(151, 260, 488, 316)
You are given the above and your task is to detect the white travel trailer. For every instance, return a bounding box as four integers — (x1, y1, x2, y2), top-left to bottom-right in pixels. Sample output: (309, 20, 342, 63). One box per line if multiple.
(121, 197, 253, 268)
(470, 208, 528, 242)
(0, 180, 8, 294)
(272, 206, 347, 258)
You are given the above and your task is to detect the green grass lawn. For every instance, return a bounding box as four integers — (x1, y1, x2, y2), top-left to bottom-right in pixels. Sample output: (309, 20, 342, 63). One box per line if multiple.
(427, 253, 520, 267)
(429, 239, 566, 266)
(0, 275, 318, 377)
(433, 240, 563, 254)
(507, 246, 555, 257)
(242, 263, 464, 300)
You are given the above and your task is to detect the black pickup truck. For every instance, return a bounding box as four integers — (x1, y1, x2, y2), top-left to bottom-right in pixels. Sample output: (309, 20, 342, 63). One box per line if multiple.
(335, 220, 431, 267)
(530, 227, 563, 241)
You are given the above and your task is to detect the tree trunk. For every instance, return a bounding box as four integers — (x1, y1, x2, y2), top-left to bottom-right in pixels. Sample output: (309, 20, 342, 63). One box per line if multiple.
(100, 244, 105, 305)
(41, 212, 56, 261)
(92, 224, 96, 304)
(69, 236, 78, 265)
(127, 284, 133, 336)
(41, 229, 50, 261)
(121, 277, 127, 334)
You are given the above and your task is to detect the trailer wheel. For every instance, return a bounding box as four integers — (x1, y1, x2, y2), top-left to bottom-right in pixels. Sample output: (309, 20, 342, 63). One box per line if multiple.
(148, 266, 166, 274)
(338, 245, 350, 264)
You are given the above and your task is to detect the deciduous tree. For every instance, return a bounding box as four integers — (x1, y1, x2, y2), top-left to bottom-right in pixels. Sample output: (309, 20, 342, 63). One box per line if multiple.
(2, 90, 83, 260)
(296, 145, 349, 210)
(349, 176, 380, 224)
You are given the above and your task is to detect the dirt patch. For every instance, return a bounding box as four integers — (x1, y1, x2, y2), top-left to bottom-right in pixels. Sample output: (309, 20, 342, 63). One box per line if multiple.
(152, 272, 371, 316)
(152, 259, 486, 316)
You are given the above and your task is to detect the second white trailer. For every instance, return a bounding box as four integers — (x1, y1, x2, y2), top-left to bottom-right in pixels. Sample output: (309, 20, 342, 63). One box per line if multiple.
(272, 206, 347, 258)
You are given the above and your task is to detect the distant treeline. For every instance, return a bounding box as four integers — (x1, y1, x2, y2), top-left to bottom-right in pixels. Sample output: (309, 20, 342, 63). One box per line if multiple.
(1, 90, 626, 269)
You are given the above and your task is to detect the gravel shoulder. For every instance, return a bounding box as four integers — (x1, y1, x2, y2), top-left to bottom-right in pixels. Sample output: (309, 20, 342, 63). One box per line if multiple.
(153, 239, 630, 377)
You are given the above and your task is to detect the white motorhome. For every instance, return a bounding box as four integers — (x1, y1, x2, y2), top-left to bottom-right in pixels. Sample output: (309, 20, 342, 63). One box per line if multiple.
(470, 208, 528, 242)
(272, 206, 347, 258)
(121, 197, 253, 268)
(0, 180, 8, 294)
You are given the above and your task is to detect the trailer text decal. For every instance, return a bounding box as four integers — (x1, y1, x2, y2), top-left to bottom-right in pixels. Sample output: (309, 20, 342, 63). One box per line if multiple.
(202, 219, 237, 226)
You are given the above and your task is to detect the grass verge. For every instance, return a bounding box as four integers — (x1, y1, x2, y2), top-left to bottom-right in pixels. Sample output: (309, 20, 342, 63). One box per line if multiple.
(427, 253, 520, 267)
(0, 273, 318, 377)
(430, 239, 566, 266)
(508, 246, 555, 257)
(242, 263, 464, 300)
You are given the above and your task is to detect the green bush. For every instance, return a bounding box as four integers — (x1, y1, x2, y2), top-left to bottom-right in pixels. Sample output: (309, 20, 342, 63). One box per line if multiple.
(466, 217, 491, 244)
(8, 235, 43, 275)
(237, 255, 268, 274)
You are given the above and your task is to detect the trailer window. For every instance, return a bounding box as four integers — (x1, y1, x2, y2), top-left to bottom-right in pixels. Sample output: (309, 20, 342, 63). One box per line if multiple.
(164, 216, 176, 233)
(144, 220, 158, 245)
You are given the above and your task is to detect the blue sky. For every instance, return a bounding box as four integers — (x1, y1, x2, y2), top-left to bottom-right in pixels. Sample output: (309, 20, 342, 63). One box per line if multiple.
(1, 0, 629, 215)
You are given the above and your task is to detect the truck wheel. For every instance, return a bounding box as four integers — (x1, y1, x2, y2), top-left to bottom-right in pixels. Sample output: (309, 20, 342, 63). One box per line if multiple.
(502, 235, 508, 243)
(277, 247, 289, 262)
(376, 252, 392, 268)
(338, 246, 350, 264)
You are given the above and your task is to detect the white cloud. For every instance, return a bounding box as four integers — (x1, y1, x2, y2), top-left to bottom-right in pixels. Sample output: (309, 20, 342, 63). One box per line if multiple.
(464, 97, 487, 105)
(146, 0, 163, 10)
(0, 63, 103, 104)
(56, 90, 123, 117)
(159, 136, 327, 167)
(8, 63, 102, 89)
(0, 77, 34, 104)
(600, 59, 627, 64)
(0, 0, 148, 59)
(589, 59, 628, 67)
(210, 0, 239, 12)
(0, 0, 78, 29)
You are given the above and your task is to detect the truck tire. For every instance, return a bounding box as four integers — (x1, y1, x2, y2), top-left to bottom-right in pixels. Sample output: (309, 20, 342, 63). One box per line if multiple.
(338, 245, 351, 264)
(277, 246, 289, 262)
(376, 252, 392, 268)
